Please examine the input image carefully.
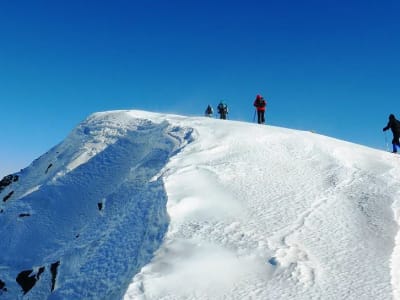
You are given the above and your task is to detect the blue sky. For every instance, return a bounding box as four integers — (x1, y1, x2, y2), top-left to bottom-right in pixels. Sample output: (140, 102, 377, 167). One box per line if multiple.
(1, 0, 400, 176)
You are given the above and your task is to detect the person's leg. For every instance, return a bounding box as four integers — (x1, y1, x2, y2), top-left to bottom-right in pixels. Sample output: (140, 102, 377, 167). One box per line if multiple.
(257, 111, 262, 124)
(393, 135, 400, 152)
(261, 111, 265, 124)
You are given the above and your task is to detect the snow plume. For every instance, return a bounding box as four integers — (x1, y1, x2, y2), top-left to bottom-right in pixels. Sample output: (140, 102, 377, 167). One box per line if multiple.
(0, 110, 400, 300)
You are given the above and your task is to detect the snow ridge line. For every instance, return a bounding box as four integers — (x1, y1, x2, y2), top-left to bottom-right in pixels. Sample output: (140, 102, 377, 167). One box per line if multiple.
(0, 118, 195, 299)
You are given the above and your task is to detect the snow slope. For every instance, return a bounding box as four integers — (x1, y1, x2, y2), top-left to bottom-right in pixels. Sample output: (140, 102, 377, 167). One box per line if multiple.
(1, 110, 400, 300)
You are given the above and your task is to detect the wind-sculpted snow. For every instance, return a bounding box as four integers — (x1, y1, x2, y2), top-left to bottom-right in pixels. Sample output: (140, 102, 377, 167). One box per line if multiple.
(0, 111, 193, 299)
(123, 113, 400, 300)
(1, 110, 400, 300)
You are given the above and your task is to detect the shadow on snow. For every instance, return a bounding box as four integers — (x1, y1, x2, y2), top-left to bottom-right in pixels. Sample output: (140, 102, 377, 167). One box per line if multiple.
(0, 120, 193, 300)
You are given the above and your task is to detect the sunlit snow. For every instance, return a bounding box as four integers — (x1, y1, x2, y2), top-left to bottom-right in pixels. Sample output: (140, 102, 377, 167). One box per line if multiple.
(0, 110, 399, 300)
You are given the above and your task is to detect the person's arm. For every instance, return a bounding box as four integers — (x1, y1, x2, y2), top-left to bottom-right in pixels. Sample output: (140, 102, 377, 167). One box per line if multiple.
(383, 120, 391, 131)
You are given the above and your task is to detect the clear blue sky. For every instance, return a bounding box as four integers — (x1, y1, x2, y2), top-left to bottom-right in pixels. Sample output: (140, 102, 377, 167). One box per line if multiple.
(1, 0, 400, 176)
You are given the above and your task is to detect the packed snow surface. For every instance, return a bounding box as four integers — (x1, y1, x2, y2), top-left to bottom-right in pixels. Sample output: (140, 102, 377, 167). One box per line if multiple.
(1, 110, 400, 300)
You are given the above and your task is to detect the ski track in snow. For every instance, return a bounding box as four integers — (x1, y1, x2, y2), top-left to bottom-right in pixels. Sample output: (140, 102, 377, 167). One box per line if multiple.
(1, 110, 400, 300)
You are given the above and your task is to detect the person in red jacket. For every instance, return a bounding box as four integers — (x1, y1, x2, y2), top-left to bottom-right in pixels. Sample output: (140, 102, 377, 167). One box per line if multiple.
(253, 94, 267, 124)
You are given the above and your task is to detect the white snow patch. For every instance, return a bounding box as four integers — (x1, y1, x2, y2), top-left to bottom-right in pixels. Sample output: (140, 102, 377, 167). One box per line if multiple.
(0, 110, 399, 300)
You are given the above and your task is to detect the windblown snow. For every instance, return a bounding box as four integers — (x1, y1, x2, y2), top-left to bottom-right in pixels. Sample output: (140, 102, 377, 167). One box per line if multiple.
(0, 110, 400, 300)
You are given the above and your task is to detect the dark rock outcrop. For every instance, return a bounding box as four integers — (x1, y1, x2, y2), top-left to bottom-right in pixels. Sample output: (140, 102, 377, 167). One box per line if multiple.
(0, 279, 6, 293)
(18, 213, 31, 218)
(16, 267, 45, 295)
(50, 261, 60, 292)
(45, 163, 53, 174)
(0, 174, 19, 192)
(3, 191, 14, 202)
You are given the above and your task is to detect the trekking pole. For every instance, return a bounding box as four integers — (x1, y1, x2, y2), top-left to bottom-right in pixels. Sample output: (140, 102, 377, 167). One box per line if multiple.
(253, 109, 256, 123)
(384, 131, 390, 152)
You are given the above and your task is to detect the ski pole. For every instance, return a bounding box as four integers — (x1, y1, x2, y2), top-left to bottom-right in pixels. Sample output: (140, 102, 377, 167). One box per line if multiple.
(253, 109, 256, 123)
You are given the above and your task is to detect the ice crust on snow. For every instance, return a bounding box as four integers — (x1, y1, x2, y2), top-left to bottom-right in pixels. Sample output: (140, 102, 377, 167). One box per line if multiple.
(0, 110, 399, 300)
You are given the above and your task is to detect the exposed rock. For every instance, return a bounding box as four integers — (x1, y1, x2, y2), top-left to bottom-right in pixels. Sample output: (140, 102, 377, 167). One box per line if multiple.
(45, 163, 53, 174)
(0, 279, 6, 292)
(0, 174, 19, 192)
(18, 213, 31, 218)
(16, 267, 45, 295)
(50, 261, 60, 292)
(3, 191, 14, 202)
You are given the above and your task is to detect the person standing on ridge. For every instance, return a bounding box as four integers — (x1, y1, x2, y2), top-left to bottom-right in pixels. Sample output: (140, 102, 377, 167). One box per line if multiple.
(253, 94, 267, 124)
(217, 101, 228, 120)
(383, 113, 400, 153)
(205, 104, 213, 117)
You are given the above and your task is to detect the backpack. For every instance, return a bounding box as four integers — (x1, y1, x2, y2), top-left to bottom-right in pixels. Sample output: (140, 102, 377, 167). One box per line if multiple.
(218, 103, 228, 114)
(256, 98, 266, 108)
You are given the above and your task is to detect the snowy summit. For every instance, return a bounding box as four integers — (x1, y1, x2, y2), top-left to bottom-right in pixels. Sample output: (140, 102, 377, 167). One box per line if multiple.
(0, 110, 400, 300)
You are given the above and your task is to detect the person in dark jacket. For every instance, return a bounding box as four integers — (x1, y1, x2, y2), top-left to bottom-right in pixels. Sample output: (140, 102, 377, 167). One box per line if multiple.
(253, 94, 267, 124)
(205, 104, 213, 117)
(383, 114, 400, 153)
(217, 101, 228, 120)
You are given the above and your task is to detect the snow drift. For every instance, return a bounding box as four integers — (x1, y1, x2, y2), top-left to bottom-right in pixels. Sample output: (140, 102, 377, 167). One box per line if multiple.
(0, 110, 399, 300)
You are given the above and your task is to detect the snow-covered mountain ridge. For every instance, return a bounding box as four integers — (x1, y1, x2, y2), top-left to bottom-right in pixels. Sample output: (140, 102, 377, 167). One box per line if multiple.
(1, 110, 399, 300)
